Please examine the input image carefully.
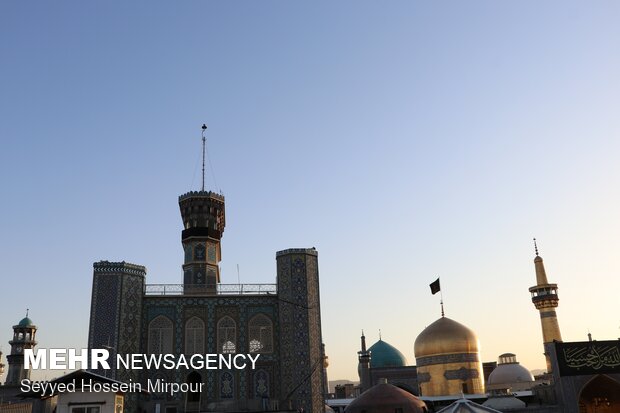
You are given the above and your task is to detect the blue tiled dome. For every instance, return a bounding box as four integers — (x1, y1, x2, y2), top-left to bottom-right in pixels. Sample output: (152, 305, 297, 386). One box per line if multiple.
(18, 317, 34, 327)
(368, 339, 407, 368)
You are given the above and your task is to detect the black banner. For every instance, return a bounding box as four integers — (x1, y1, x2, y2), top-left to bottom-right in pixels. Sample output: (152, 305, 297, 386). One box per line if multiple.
(556, 340, 620, 376)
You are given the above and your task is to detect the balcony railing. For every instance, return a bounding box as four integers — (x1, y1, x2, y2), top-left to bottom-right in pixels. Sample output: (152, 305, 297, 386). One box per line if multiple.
(144, 283, 277, 296)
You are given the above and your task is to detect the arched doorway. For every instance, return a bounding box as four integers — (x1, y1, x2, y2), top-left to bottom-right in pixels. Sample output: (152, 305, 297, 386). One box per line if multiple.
(186, 371, 202, 411)
(579, 375, 620, 413)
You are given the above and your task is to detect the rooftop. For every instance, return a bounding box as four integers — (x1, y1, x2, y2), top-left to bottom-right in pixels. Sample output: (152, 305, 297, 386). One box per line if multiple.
(144, 283, 277, 296)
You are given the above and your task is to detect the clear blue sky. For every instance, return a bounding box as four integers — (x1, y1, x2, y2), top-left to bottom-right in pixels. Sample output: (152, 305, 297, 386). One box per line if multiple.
(2, 1, 620, 381)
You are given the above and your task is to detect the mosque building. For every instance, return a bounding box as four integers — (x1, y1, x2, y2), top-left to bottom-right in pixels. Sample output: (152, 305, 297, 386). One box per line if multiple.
(350, 243, 620, 413)
(3, 128, 620, 413)
(357, 314, 485, 399)
(87, 128, 327, 413)
(357, 332, 418, 395)
(531, 245, 620, 412)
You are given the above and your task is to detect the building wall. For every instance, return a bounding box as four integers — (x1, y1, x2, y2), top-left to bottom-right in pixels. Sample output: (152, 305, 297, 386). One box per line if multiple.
(547, 341, 620, 413)
(482, 361, 497, 384)
(0, 401, 34, 413)
(138, 294, 280, 412)
(416, 356, 484, 396)
(55, 391, 118, 413)
(369, 366, 419, 395)
(88, 249, 325, 413)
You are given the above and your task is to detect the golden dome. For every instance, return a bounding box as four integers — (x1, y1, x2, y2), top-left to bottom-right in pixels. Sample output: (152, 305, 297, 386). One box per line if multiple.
(414, 316, 479, 358)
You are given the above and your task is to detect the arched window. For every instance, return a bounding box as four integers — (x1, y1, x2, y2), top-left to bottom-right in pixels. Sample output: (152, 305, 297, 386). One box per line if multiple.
(185, 317, 205, 354)
(148, 316, 173, 354)
(248, 314, 273, 353)
(217, 316, 236, 354)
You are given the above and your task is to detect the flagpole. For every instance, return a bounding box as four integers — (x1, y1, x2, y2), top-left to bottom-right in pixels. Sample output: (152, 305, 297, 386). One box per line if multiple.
(429, 277, 443, 317)
(440, 289, 445, 317)
(440, 277, 445, 317)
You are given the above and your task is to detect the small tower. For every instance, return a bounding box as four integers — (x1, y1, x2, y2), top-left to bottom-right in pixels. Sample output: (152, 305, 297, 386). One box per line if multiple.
(179, 125, 226, 294)
(528, 240, 562, 373)
(5, 312, 37, 385)
(276, 248, 325, 412)
(179, 191, 225, 294)
(87, 261, 145, 381)
(357, 331, 372, 393)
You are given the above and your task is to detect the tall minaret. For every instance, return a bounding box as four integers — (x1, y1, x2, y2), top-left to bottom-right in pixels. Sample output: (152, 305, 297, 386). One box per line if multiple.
(179, 124, 226, 295)
(528, 239, 562, 373)
(357, 331, 371, 393)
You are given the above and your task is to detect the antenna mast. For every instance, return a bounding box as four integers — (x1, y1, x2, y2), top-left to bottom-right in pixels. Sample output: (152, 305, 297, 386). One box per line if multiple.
(201, 124, 207, 191)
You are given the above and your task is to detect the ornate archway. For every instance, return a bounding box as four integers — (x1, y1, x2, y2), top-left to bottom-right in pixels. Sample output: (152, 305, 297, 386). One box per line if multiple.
(578, 375, 620, 412)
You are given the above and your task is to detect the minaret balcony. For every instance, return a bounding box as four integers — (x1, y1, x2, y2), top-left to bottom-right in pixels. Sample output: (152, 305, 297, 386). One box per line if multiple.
(529, 284, 558, 296)
(532, 293, 559, 303)
(531, 294, 559, 307)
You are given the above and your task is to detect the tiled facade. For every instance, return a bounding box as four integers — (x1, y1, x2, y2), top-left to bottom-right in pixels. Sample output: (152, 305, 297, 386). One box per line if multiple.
(87, 191, 325, 413)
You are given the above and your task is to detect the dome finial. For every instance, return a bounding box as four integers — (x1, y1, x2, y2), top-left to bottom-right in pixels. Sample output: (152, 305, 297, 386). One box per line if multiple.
(534, 237, 539, 256)
(26, 308, 29, 317)
(379, 329, 382, 340)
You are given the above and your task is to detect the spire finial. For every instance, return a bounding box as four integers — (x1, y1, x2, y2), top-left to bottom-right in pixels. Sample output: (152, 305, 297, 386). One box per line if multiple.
(379, 329, 382, 340)
(201, 124, 207, 191)
(361, 331, 367, 352)
(534, 237, 539, 256)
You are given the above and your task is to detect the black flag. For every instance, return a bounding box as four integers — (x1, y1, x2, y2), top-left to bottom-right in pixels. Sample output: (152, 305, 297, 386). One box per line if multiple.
(429, 278, 441, 295)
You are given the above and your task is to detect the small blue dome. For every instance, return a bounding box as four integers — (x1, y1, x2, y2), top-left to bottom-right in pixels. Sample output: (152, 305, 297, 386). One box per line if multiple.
(368, 339, 407, 368)
(18, 317, 34, 327)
